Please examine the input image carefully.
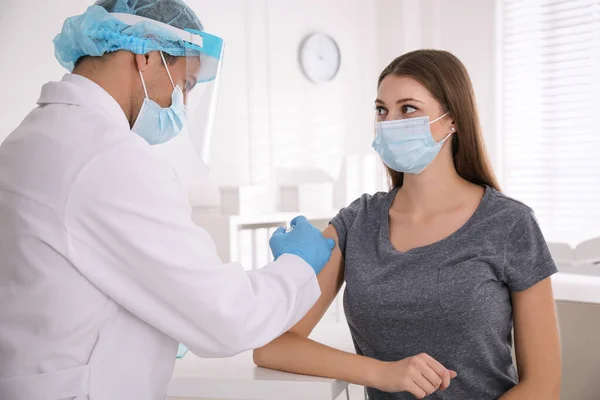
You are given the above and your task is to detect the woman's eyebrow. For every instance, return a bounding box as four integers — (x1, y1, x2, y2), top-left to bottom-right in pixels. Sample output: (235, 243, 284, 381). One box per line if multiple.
(374, 97, 424, 105)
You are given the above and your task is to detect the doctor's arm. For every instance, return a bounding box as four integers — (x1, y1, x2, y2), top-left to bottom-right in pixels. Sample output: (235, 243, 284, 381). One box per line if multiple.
(63, 143, 325, 358)
(499, 278, 561, 399)
(253, 225, 456, 398)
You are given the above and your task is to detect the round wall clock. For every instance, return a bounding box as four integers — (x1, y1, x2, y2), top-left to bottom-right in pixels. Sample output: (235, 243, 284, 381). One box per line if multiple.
(298, 32, 341, 83)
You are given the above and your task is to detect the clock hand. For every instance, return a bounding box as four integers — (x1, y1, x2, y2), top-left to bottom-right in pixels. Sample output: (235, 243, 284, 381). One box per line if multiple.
(311, 48, 323, 61)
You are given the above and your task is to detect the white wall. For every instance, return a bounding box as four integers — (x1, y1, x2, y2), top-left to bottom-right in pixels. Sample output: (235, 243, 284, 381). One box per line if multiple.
(0, 0, 89, 137)
(0, 0, 497, 208)
(186, 0, 380, 207)
(0, 0, 380, 208)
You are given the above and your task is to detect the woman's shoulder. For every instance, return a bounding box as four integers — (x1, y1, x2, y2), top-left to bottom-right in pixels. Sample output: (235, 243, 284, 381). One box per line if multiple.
(481, 187, 543, 236)
(332, 189, 395, 228)
(330, 190, 394, 252)
(484, 188, 557, 290)
(344, 189, 396, 213)
(485, 187, 535, 219)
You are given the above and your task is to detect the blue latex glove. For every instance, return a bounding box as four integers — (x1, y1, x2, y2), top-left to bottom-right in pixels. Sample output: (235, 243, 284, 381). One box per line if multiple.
(176, 343, 188, 358)
(269, 216, 336, 275)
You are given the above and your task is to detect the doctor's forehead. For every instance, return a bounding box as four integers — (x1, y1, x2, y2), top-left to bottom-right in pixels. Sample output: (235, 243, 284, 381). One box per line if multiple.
(167, 56, 201, 74)
(377, 75, 434, 104)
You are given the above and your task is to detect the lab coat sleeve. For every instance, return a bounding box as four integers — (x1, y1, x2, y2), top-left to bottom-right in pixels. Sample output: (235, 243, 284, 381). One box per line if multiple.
(63, 140, 321, 357)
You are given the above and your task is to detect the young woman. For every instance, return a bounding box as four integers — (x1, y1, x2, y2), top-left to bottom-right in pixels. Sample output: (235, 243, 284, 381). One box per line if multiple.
(254, 50, 562, 399)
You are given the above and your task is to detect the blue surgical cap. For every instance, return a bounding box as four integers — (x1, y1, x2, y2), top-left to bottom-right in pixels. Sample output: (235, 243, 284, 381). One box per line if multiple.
(95, 0, 203, 31)
(53, 0, 205, 71)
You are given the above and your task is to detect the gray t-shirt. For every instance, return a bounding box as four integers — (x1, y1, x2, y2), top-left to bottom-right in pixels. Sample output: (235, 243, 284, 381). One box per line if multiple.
(330, 185, 557, 400)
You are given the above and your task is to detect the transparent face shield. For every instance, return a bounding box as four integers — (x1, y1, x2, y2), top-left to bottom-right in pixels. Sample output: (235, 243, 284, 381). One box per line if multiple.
(111, 13, 224, 170)
(183, 44, 223, 170)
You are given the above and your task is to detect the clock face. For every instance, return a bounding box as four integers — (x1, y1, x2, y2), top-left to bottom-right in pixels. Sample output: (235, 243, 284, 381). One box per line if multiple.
(299, 33, 341, 83)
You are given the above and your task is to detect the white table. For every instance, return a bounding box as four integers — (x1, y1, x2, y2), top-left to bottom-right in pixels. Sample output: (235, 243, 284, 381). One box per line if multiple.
(552, 264, 600, 304)
(167, 322, 354, 400)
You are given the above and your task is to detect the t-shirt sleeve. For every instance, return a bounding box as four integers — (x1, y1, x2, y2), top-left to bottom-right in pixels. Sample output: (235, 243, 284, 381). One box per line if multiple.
(502, 209, 558, 292)
(330, 195, 366, 257)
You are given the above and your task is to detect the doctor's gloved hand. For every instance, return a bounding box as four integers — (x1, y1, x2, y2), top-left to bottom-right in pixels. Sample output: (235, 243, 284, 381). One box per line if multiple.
(269, 216, 336, 275)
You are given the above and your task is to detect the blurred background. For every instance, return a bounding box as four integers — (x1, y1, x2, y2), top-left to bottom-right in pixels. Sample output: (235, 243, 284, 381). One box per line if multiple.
(1, 0, 600, 398)
(1, 0, 598, 247)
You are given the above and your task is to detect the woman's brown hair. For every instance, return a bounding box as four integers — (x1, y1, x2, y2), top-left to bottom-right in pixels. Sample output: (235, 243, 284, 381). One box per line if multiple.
(378, 49, 500, 191)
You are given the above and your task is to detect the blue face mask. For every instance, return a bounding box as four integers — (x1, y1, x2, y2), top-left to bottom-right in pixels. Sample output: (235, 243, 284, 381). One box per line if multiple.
(372, 113, 453, 174)
(132, 52, 187, 145)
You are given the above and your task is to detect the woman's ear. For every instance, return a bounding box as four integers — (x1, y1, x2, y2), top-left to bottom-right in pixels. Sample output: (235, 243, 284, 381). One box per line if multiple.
(446, 114, 457, 134)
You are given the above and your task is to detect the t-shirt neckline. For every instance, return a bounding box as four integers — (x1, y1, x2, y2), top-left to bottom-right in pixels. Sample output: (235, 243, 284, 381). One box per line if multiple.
(381, 185, 492, 256)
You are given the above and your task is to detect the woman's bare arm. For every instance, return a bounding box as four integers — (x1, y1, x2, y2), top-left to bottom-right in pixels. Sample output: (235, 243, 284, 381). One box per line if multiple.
(253, 225, 456, 398)
(499, 277, 561, 399)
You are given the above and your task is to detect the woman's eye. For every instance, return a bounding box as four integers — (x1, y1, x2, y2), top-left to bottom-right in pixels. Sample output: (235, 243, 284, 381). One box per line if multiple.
(402, 105, 418, 114)
(375, 106, 387, 116)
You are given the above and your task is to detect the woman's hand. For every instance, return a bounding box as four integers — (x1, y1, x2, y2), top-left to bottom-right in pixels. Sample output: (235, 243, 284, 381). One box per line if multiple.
(370, 353, 458, 398)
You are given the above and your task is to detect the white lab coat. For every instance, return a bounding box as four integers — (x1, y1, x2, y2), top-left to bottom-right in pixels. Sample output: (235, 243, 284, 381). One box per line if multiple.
(0, 74, 321, 400)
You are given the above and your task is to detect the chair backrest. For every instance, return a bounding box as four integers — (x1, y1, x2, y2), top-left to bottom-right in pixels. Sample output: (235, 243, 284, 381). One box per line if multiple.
(547, 238, 600, 267)
(546, 242, 574, 266)
(575, 237, 600, 265)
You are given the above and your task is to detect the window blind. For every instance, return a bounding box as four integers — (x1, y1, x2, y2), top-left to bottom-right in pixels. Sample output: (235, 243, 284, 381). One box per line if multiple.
(501, 0, 600, 245)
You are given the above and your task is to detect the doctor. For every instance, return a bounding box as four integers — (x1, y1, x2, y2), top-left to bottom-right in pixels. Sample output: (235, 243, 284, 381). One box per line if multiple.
(0, 1, 335, 399)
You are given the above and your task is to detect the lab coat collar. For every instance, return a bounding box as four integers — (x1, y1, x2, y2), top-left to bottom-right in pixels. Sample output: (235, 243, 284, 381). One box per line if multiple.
(37, 74, 131, 130)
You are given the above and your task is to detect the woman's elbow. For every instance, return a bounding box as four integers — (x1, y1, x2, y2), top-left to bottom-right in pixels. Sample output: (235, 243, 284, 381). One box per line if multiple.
(252, 346, 270, 367)
(522, 374, 561, 399)
(542, 364, 562, 398)
(539, 379, 561, 400)
(549, 376, 561, 399)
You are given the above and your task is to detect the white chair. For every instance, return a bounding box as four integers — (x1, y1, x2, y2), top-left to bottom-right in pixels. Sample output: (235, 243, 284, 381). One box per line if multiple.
(547, 238, 600, 268)
(574, 237, 600, 265)
(547, 242, 576, 266)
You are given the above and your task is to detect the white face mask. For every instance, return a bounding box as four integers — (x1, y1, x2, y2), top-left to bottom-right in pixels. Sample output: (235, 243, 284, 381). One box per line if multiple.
(372, 112, 453, 174)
